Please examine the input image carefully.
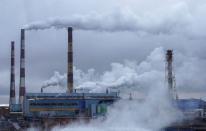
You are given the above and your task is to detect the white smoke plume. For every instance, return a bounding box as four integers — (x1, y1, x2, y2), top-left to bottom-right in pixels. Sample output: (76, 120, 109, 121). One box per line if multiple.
(23, 4, 197, 36)
(41, 47, 165, 93)
(35, 47, 190, 131)
(42, 46, 206, 94)
(41, 71, 66, 89)
(50, 86, 181, 131)
(28, 92, 181, 131)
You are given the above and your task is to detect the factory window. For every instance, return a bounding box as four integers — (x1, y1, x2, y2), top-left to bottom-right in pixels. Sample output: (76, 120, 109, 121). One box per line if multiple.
(30, 102, 78, 106)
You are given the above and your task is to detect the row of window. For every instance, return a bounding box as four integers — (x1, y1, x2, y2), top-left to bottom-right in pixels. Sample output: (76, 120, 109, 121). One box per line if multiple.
(30, 103, 78, 106)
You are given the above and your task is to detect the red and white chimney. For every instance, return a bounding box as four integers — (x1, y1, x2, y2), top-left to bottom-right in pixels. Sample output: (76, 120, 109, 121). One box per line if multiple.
(67, 27, 73, 93)
(9, 41, 16, 106)
(19, 29, 26, 107)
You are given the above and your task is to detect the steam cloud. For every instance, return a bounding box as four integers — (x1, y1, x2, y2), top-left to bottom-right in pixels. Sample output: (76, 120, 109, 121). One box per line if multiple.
(29, 93, 181, 131)
(42, 47, 165, 93)
(23, 3, 204, 37)
(42, 71, 66, 89)
(42, 46, 206, 94)
(36, 47, 206, 131)
(39, 47, 182, 130)
(51, 93, 181, 131)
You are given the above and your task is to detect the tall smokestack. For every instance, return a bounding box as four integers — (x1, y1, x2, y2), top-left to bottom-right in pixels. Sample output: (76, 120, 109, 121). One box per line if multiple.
(166, 50, 177, 99)
(9, 41, 16, 106)
(67, 27, 73, 93)
(166, 50, 173, 91)
(19, 29, 26, 107)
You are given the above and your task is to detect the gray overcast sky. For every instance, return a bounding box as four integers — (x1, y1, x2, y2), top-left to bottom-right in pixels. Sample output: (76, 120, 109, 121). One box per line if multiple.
(0, 0, 206, 103)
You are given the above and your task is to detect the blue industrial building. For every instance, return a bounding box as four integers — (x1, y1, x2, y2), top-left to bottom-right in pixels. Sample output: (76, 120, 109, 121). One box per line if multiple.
(175, 99, 205, 111)
(23, 92, 119, 118)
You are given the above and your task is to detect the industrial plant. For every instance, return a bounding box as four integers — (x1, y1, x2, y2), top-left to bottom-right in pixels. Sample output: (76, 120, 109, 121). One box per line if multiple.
(0, 27, 206, 131)
(0, 27, 119, 130)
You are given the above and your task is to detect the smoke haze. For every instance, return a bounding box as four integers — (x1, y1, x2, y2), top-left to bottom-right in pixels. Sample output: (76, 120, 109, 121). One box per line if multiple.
(42, 47, 206, 95)
(38, 56, 182, 131)
(1, 0, 206, 101)
(51, 96, 181, 131)
(41, 47, 165, 93)
(23, 5, 205, 38)
(1, 1, 206, 130)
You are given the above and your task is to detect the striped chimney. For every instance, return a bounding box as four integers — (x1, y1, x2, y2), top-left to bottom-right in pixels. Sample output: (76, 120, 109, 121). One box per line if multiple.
(166, 49, 176, 99)
(166, 50, 173, 91)
(9, 41, 16, 106)
(67, 27, 73, 93)
(19, 29, 26, 106)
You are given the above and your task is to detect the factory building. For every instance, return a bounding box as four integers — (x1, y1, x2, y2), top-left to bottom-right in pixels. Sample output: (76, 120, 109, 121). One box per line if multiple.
(0, 27, 119, 130)
(7, 27, 119, 120)
(24, 93, 118, 118)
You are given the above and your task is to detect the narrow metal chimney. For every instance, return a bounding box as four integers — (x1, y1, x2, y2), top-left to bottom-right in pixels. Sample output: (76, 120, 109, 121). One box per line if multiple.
(19, 29, 26, 106)
(9, 41, 16, 106)
(67, 27, 73, 93)
(166, 50, 178, 99)
(166, 50, 173, 91)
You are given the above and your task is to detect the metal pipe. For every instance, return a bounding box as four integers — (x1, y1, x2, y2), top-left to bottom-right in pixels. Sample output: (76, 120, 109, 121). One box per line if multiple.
(9, 41, 16, 106)
(19, 29, 26, 107)
(67, 27, 73, 93)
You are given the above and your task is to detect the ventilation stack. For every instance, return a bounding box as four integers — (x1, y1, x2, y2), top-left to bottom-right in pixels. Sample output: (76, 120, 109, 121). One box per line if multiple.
(166, 50, 178, 99)
(9, 41, 16, 106)
(19, 29, 26, 107)
(67, 27, 73, 93)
